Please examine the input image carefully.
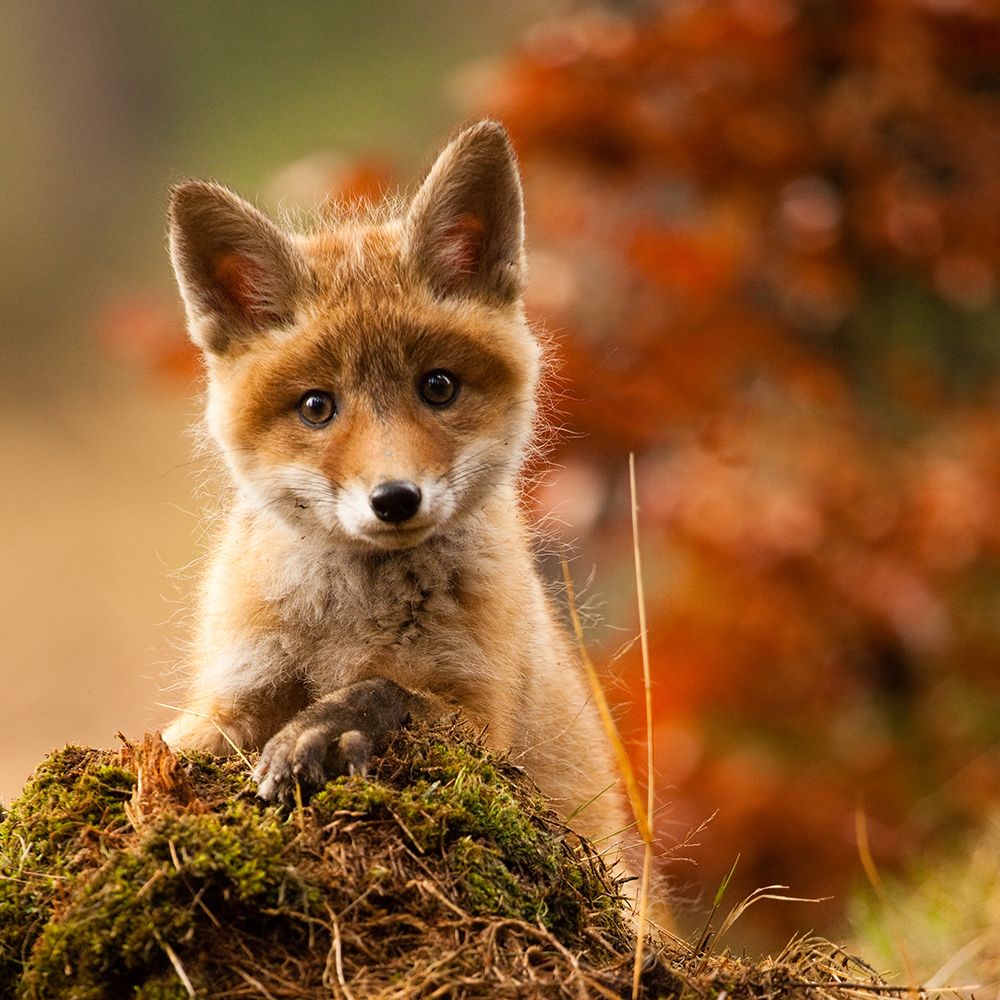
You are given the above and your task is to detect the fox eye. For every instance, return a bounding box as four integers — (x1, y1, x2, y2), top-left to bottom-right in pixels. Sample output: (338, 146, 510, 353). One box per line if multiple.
(297, 390, 336, 427)
(419, 369, 459, 407)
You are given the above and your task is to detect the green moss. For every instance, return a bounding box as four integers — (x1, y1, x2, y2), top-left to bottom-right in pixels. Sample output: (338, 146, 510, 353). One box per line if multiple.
(0, 747, 137, 994)
(309, 735, 613, 938)
(449, 836, 528, 917)
(131, 975, 193, 1000)
(396, 737, 620, 934)
(173, 749, 252, 801)
(19, 805, 313, 998)
(313, 736, 551, 859)
(0, 748, 135, 871)
(310, 775, 394, 816)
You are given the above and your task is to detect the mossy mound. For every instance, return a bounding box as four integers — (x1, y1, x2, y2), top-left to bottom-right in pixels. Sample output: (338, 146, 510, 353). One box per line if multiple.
(0, 725, 900, 999)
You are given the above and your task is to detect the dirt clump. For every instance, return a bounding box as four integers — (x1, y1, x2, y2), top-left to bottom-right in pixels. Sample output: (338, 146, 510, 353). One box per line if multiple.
(0, 724, 898, 999)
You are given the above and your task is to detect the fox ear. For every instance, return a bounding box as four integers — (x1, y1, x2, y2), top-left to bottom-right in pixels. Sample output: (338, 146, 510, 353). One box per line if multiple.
(168, 181, 309, 353)
(405, 120, 525, 305)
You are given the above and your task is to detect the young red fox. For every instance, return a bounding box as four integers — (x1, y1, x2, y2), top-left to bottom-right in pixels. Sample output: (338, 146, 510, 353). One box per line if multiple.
(163, 121, 633, 884)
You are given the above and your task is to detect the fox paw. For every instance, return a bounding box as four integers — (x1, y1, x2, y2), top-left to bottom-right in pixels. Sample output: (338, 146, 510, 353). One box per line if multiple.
(252, 677, 416, 804)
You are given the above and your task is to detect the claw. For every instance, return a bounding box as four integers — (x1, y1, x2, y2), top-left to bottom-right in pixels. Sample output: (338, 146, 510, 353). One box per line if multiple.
(338, 730, 373, 776)
(256, 773, 279, 802)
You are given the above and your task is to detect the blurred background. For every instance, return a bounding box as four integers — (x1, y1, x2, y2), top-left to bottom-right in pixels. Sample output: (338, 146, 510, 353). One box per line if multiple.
(3, 0, 999, 976)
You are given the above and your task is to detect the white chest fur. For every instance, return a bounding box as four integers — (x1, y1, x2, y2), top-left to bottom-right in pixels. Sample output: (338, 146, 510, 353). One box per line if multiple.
(250, 519, 495, 699)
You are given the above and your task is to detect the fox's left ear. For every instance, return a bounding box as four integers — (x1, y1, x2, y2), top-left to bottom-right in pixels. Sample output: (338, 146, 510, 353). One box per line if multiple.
(405, 120, 524, 305)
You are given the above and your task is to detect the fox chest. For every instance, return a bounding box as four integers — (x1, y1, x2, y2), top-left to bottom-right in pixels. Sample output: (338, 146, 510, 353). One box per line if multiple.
(275, 555, 488, 698)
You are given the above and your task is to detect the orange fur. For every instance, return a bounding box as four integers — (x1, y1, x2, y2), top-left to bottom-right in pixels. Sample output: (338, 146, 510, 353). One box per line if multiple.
(163, 121, 635, 888)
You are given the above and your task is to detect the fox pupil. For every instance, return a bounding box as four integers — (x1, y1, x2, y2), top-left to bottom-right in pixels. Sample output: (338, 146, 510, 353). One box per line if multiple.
(419, 370, 459, 407)
(298, 390, 336, 426)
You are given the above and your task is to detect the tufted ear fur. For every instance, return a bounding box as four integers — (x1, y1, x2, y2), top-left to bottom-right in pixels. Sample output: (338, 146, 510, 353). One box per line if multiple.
(168, 181, 310, 354)
(405, 120, 525, 305)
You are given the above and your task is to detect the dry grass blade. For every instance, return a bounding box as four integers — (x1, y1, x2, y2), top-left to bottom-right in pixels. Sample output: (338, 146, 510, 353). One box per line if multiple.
(322, 905, 356, 1000)
(234, 966, 279, 999)
(694, 853, 740, 958)
(155, 701, 253, 768)
(716, 886, 832, 943)
(560, 560, 651, 845)
(855, 806, 918, 993)
(924, 930, 991, 990)
(628, 452, 656, 999)
(154, 928, 196, 998)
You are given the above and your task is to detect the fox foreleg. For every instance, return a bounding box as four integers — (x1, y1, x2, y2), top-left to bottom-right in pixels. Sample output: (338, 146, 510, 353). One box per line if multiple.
(252, 677, 422, 803)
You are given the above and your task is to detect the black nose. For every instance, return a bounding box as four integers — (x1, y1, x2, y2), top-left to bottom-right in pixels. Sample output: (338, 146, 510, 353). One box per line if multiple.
(369, 480, 422, 524)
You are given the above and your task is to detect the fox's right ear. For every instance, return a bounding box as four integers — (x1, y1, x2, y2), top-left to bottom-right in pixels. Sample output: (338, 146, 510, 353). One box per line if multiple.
(404, 120, 524, 306)
(168, 181, 309, 354)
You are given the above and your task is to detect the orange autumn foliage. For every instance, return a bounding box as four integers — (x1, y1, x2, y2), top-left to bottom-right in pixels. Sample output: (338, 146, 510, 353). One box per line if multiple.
(480, 0, 1000, 942)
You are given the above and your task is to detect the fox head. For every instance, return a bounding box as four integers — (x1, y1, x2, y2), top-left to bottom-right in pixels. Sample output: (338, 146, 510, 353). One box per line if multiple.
(168, 121, 542, 551)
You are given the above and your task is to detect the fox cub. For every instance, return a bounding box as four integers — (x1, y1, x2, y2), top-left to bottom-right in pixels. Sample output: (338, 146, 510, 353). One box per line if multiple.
(163, 121, 631, 871)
